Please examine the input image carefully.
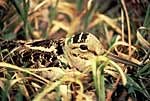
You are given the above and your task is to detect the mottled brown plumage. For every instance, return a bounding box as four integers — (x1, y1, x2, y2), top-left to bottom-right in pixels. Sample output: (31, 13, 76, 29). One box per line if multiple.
(0, 32, 142, 70)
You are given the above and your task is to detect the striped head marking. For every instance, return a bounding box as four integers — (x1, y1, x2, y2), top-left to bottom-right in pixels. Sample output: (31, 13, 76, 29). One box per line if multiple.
(64, 32, 104, 71)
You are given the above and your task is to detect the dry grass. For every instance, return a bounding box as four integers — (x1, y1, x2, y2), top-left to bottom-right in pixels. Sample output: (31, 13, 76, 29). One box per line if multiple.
(0, 0, 150, 101)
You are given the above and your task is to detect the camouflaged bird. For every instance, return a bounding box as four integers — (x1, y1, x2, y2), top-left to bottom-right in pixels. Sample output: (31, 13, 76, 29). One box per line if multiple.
(0, 32, 142, 71)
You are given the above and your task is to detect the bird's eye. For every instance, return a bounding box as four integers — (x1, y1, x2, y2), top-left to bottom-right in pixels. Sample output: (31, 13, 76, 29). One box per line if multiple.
(79, 45, 88, 50)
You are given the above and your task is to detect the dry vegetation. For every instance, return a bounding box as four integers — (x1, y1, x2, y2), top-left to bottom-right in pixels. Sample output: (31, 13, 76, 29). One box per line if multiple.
(0, 0, 150, 101)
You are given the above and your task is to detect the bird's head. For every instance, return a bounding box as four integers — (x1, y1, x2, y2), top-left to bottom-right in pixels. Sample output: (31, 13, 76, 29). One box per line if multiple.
(64, 32, 104, 71)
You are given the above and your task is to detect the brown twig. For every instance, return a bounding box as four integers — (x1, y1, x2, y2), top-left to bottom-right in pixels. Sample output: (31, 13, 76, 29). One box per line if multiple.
(106, 76, 121, 101)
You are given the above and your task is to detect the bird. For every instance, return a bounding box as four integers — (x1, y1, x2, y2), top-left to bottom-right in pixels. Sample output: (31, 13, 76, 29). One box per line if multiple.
(0, 32, 142, 71)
